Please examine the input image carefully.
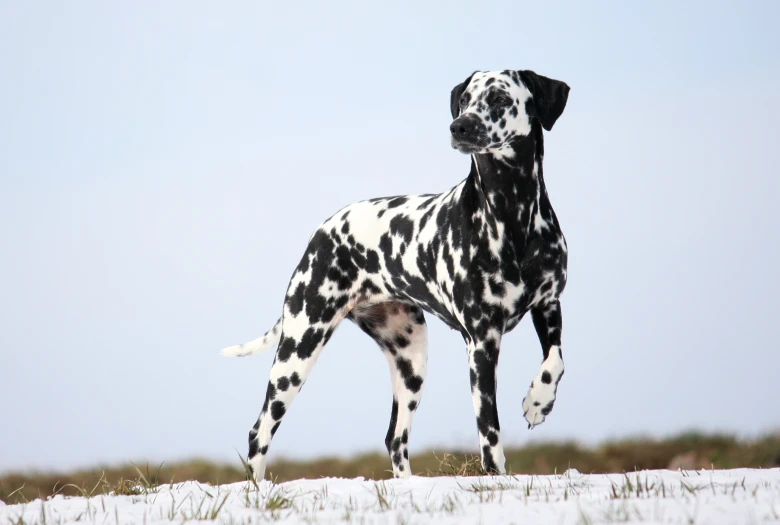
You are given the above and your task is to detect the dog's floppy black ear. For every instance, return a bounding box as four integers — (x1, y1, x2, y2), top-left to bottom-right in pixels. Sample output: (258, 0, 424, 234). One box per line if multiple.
(517, 70, 570, 131)
(450, 72, 476, 119)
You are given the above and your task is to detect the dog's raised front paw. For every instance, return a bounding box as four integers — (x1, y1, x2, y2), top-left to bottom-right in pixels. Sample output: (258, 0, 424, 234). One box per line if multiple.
(522, 374, 557, 429)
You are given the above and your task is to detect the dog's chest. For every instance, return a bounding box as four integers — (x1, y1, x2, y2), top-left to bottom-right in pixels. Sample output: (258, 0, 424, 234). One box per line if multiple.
(464, 197, 566, 321)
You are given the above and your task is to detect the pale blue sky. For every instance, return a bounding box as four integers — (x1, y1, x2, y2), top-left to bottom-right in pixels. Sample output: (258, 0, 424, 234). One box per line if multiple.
(1, 1, 779, 472)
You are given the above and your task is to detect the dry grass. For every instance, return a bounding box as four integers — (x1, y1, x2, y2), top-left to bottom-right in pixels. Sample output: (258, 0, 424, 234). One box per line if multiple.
(2, 431, 778, 504)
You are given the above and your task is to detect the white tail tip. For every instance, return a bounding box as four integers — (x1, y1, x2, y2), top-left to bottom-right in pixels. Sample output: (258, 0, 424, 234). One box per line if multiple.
(219, 344, 247, 357)
(219, 318, 282, 358)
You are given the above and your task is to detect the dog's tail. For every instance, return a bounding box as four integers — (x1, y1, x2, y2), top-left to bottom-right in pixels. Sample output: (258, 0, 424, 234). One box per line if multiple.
(219, 317, 283, 357)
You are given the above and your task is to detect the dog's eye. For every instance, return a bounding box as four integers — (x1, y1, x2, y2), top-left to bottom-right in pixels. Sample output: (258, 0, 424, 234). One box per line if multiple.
(490, 94, 512, 106)
(459, 96, 468, 107)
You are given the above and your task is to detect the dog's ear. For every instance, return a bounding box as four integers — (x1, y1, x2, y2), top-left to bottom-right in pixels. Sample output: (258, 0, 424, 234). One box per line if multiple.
(517, 70, 570, 131)
(450, 72, 476, 119)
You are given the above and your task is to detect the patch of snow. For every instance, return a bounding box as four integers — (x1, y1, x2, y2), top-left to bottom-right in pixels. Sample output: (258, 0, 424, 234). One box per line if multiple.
(2, 468, 779, 524)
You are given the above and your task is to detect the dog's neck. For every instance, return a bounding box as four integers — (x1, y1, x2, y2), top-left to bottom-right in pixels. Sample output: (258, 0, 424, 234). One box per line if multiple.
(464, 121, 547, 246)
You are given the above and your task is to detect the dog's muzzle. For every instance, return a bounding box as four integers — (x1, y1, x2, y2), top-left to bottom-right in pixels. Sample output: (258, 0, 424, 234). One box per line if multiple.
(450, 114, 489, 154)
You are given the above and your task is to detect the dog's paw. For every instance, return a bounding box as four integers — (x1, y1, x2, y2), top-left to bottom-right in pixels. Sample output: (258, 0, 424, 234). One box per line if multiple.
(523, 347, 564, 429)
(523, 366, 563, 429)
(522, 373, 558, 429)
(247, 454, 267, 483)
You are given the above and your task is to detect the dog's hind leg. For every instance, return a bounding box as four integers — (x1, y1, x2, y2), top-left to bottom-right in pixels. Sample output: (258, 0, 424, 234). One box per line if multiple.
(350, 301, 427, 477)
(522, 299, 564, 429)
(245, 310, 344, 481)
(245, 287, 355, 481)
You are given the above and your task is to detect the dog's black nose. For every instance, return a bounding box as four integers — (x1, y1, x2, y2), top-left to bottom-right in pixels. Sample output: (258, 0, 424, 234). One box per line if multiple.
(450, 119, 474, 139)
(450, 115, 484, 144)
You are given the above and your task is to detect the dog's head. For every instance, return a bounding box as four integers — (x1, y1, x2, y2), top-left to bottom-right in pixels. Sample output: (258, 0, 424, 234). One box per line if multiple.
(449, 70, 570, 155)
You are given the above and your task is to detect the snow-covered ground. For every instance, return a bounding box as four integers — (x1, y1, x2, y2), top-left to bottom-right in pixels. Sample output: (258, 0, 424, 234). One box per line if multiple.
(2, 468, 779, 524)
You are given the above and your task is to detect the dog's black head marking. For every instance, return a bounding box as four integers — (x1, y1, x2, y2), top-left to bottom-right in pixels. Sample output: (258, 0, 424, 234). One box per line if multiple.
(517, 70, 570, 132)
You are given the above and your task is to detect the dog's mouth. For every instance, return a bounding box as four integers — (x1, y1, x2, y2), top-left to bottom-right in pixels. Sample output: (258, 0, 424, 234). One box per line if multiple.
(451, 135, 490, 154)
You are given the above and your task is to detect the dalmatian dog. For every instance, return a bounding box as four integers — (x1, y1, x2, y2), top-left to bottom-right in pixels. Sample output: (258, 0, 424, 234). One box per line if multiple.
(220, 69, 570, 480)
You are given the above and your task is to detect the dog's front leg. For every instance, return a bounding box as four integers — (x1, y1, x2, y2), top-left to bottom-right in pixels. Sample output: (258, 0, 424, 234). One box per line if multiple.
(522, 300, 565, 429)
(466, 333, 506, 474)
